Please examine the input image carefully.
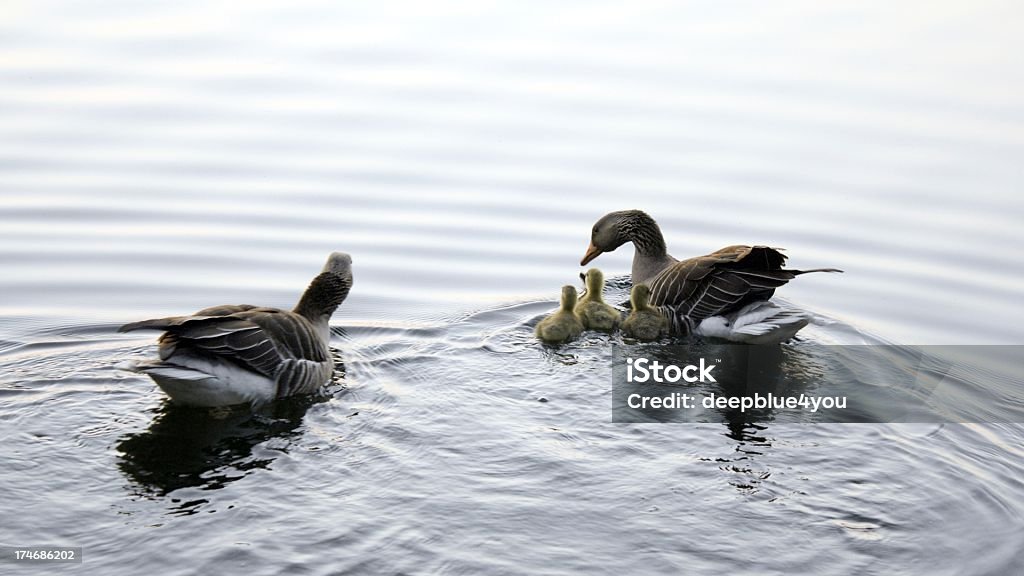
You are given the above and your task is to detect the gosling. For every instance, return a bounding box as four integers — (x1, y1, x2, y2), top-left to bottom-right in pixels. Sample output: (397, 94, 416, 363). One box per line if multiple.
(536, 285, 584, 344)
(621, 284, 668, 342)
(574, 268, 620, 332)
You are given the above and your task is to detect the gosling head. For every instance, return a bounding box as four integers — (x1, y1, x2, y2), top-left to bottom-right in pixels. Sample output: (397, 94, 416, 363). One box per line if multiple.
(560, 285, 578, 311)
(583, 268, 605, 294)
(581, 210, 659, 265)
(630, 283, 652, 310)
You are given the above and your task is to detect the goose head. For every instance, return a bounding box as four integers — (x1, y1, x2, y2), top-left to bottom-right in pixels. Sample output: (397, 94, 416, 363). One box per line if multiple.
(581, 209, 665, 265)
(322, 251, 353, 279)
(293, 252, 354, 325)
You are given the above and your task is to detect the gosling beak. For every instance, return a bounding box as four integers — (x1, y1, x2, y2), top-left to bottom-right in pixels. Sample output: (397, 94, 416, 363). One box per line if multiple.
(580, 243, 603, 266)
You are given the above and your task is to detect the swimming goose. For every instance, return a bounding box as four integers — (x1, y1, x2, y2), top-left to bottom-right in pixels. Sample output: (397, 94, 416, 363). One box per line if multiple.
(622, 284, 668, 342)
(581, 210, 841, 339)
(574, 268, 620, 332)
(536, 285, 585, 344)
(119, 252, 353, 407)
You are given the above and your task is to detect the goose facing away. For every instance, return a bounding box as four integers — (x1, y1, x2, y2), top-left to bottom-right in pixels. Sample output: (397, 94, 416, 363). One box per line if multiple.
(574, 268, 620, 332)
(621, 284, 668, 342)
(119, 252, 353, 407)
(581, 210, 841, 339)
(536, 285, 584, 344)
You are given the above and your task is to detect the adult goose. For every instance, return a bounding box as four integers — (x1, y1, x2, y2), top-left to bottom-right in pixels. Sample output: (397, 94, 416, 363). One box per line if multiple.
(120, 252, 353, 407)
(580, 210, 841, 339)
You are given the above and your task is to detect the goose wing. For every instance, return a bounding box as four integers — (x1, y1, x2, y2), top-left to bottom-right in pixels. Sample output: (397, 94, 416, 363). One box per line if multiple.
(119, 308, 327, 379)
(647, 245, 801, 323)
(193, 304, 261, 316)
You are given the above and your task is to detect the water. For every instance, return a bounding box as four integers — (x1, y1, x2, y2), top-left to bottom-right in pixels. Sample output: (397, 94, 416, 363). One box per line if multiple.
(2, 1, 1023, 574)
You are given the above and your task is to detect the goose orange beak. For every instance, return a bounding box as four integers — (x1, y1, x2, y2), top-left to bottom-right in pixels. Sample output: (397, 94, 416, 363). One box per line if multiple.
(580, 243, 603, 266)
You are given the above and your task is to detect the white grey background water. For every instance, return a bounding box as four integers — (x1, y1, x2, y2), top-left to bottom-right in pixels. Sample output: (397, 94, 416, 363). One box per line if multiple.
(2, 1, 1022, 574)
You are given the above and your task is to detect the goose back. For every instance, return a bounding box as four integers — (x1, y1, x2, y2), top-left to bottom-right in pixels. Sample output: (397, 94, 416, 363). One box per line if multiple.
(648, 245, 833, 335)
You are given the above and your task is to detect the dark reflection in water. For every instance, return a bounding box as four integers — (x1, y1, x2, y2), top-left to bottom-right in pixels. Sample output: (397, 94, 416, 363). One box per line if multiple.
(116, 358, 344, 512)
(705, 421, 776, 494)
(117, 397, 312, 494)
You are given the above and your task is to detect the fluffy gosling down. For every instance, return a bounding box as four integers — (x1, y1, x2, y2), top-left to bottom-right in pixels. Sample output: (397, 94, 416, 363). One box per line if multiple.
(622, 284, 668, 342)
(574, 268, 621, 332)
(536, 285, 584, 344)
(119, 252, 353, 407)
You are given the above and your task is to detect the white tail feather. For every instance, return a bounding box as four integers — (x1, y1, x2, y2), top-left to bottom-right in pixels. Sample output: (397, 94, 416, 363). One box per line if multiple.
(696, 301, 810, 344)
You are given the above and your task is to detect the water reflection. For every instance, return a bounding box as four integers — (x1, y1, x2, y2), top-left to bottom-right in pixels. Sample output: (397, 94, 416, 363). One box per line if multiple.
(712, 422, 775, 493)
(116, 356, 344, 510)
(116, 394, 325, 504)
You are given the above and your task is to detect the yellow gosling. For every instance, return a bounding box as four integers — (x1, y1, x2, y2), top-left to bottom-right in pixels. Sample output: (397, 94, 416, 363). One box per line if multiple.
(536, 285, 584, 344)
(622, 284, 668, 342)
(574, 268, 620, 332)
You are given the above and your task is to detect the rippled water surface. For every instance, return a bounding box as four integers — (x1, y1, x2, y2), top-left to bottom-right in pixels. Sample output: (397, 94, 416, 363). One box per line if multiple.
(2, 1, 1023, 574)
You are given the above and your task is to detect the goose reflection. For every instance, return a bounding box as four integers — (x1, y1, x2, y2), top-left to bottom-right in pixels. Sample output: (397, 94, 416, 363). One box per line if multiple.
(117, 358, 344, 502)
(711, 421, 776, 493)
